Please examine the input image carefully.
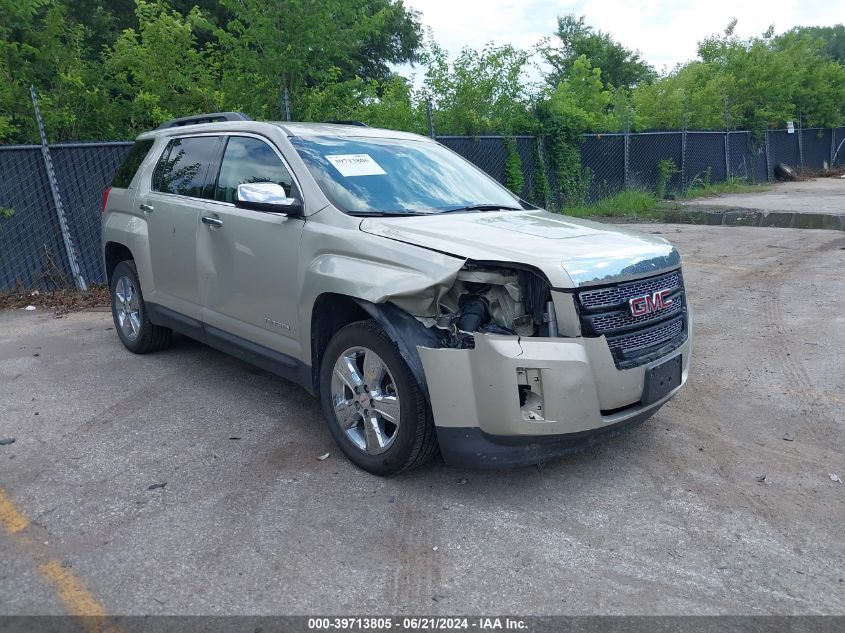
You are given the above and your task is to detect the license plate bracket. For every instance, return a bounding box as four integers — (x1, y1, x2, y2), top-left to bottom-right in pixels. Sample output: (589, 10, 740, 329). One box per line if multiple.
(641, 355, 682, 406)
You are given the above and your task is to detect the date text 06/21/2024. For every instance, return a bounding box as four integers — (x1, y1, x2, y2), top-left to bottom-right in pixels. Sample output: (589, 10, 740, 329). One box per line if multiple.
(307, 617, 528, 630)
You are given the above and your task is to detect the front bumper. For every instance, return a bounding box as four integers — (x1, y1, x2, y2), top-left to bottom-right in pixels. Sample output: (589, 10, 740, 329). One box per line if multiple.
(417, 316, 692, 468)
(435, 407, 658, 468)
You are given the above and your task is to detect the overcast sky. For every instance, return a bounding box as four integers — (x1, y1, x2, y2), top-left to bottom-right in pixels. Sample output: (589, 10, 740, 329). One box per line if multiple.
(402, 0, 842, 75)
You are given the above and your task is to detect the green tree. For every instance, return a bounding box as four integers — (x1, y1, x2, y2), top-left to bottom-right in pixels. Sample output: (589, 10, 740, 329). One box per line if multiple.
(423, 41, 536, 135)
(633, 21, 845, 132)
(1, 4, 843, 145)
(296, 71, 426, 132)
(0, 0, 104, 142)
(544, 15, 655, 90)
(546, 55, 616, 132)
(775, 25, 845, 64)
(102, 0, 222, 137)
(535, 56, 619, 209)
(214, 0, 422, 119)
(633, 61, 729, 130)
(56, 0, 137, 57)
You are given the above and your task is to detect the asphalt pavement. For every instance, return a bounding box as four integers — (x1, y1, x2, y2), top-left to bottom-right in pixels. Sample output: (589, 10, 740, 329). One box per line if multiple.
(1, 224, 843, 616)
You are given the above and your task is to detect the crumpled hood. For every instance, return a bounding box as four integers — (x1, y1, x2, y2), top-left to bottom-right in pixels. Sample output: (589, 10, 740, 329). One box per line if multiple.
(359, 209, 681, 288)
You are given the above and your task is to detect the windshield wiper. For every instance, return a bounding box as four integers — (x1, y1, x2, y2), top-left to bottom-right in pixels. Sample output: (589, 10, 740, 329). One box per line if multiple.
(441, 204, 523, 214)
(348, 211, 429, 217)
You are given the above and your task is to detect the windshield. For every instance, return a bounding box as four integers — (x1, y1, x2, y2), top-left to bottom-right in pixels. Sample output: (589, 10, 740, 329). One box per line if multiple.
(289, 135, 524, 215)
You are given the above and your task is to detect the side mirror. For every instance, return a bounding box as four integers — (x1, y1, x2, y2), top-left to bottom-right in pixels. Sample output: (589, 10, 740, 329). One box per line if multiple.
(235, 182, 303, 216)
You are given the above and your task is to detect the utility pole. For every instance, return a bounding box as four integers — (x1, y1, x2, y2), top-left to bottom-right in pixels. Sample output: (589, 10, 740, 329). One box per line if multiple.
(681, 100, 688, 193)
(797, 111, 803, 173)
(282, 87, 292, 122)
(723, 96, 730, 179)
(426, 97, 435, 138)
(623, 104, 631, 190)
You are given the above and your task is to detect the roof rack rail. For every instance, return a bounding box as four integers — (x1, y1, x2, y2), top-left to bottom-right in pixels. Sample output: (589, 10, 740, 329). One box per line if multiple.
(324, 120, 369, 127)
(157, 112, 252, 130)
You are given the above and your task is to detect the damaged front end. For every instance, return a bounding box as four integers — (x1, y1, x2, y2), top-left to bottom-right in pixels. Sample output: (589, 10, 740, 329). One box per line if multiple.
(374, 259, 690, 468)
(425, 263, 558, 349)
(384, 261, 570, 428)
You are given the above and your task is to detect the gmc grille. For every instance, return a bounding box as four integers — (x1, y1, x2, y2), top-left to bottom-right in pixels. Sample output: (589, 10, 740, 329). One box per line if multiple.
(576, 270, 687, 369)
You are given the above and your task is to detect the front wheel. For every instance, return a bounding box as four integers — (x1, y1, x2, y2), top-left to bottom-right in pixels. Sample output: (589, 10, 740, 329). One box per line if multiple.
(319, 320, 438, 475)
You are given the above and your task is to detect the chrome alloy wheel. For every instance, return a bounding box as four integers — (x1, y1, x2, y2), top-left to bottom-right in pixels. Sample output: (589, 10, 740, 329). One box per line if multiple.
(114, 275, 141, 341)
(330, 346, 401, 455)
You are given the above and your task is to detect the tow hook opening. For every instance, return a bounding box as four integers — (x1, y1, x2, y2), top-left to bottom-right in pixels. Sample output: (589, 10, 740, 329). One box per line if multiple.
(517, 367, 545, 421)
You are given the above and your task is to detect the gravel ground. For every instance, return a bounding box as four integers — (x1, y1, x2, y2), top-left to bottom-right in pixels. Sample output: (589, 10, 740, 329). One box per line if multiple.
(1, 224, 843, 616)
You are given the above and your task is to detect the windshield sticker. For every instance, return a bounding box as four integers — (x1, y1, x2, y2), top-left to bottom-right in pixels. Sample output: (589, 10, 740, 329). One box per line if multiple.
(326, 154, 387, 177)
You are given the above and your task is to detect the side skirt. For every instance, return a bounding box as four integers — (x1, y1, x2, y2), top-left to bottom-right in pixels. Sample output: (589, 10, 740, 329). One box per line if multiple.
(146, 302, 206, 342)
(146, 303, 314, 394)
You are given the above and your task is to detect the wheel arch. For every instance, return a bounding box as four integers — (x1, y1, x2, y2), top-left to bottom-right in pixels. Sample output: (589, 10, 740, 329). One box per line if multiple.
(104, 241, 134, 285)
(310, 293, 443, 398)
(310, 293, 371, 394)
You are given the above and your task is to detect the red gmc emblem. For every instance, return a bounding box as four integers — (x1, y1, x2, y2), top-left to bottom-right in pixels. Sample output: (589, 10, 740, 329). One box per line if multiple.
(629, 289, 673, 317)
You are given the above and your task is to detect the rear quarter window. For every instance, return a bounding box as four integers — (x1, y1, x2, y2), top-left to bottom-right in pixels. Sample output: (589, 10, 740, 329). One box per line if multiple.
(152, 136, 219, 198)
(112, 140, 154, 188)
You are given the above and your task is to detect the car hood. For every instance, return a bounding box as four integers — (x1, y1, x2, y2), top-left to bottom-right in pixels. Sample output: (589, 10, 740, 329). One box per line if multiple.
(359, 209, 681, 288)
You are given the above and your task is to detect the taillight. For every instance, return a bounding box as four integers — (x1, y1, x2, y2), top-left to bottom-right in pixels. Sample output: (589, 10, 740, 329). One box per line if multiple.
(101, 186, 112, 214)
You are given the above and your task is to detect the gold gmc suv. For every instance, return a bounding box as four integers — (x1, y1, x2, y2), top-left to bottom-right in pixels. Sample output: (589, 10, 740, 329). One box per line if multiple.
(102, 113, 692, 475)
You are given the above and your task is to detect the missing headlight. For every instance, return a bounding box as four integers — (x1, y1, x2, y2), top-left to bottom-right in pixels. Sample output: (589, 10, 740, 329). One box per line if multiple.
(434, 264, 555, 348)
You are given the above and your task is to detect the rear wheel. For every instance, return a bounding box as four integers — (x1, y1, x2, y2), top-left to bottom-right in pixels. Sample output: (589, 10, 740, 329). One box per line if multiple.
(110, 260, 172, 354)
(320, 320, 437, 475)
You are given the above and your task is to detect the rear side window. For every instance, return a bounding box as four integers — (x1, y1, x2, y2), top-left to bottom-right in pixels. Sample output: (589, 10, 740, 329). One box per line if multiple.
(112, 139, 154, 188)
(214, 136, 294, 203)
(152, 136, 219, 198)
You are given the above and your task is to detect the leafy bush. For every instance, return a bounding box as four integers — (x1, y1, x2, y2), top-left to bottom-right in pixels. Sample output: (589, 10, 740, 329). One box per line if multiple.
(532, 139, 551, 208)
(656, 158, 678, 199)
(503, 137, 525, 196)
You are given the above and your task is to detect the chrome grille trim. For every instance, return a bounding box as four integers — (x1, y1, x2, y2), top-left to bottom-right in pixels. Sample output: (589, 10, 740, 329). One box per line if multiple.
(607, 316, 684, 354)
(584, 291, 683, 333)
(578, 271, 681, 311)
(576, 269, 687, 369)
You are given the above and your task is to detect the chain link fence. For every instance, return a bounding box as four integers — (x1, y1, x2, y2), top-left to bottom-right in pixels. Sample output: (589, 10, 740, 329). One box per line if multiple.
(49, 142, 135, 285)
(1, 126, 844, 291)
(0, 142, 132, 290)
(437, 135, 544, 204)
(0, 145, 70, 290)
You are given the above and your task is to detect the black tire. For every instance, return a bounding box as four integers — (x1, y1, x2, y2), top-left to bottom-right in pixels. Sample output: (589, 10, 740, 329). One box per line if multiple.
(319, 320, 438, 476)
(109, 260, 172, 354)
(774, 162, 798, 181)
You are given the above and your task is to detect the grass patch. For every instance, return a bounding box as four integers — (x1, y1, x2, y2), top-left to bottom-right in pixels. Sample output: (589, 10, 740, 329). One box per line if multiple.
(679, 177, 768, 199)
(563, 190, 660, 219)
(560, 177, 771, 221)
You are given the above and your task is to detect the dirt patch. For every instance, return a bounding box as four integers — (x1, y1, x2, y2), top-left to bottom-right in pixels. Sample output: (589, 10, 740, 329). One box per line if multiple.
(800, 165, 845, 179)
(0, 284, 110, 316)
(683, 177, 845, 216)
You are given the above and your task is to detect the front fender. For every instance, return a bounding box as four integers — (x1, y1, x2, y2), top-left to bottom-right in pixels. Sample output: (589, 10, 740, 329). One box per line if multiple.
(297, 221, 464, 367)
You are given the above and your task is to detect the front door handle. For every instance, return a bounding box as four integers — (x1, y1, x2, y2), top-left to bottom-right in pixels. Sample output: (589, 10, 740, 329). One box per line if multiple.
(201, 216, 223, 228)
(139, 203, 154, 212)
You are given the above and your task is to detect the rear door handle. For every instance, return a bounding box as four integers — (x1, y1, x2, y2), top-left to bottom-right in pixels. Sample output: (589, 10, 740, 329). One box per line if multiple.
(201, 216, 223, 228)
(139, 203, 154, 212)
